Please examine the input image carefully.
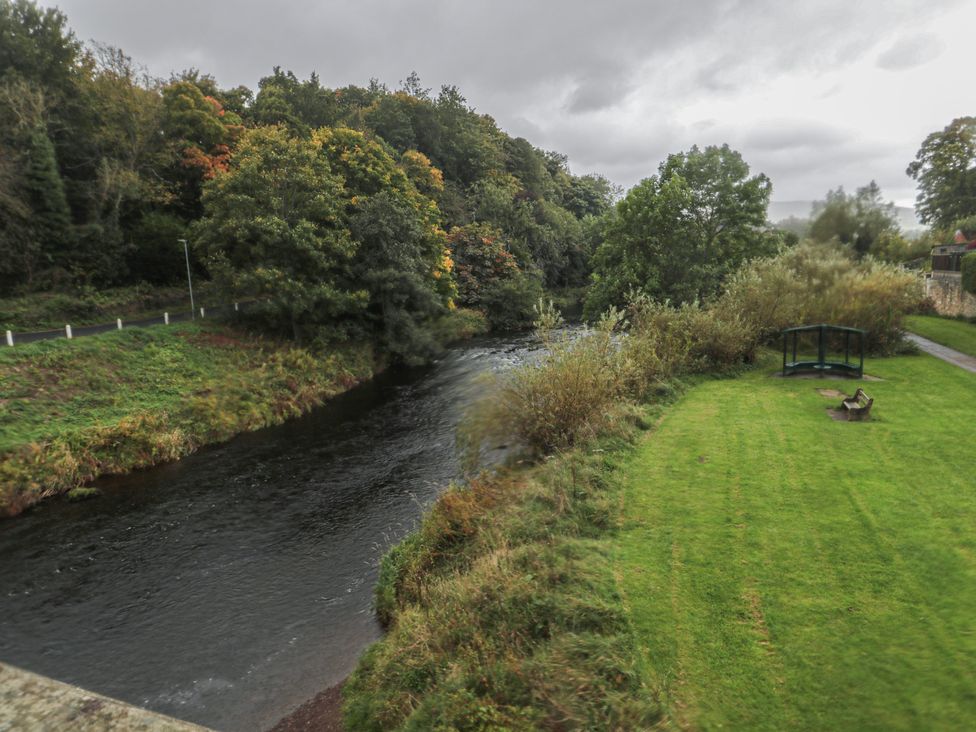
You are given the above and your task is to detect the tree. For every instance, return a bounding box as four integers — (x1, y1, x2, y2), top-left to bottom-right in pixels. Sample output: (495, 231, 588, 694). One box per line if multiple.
(252, 68, 339, 132)
(194, 126, 363, 341)
(907, 117, 976, 230)
(349, 192, 449, 362)
(315, 126, 455, 357)
(448, 223, 520, 306)
(24, 121, 74, 269)
(77, 45, 168, 284)
(162, 80, 242, 218)
(0, 1, 80, 95)
(564, 174, 620, 219)
(809, 181, 899, 256)
(314, 126, 441, 229)
(399, 149, 444, 198)
(585, 145, 774, 318)
(0, 74, 46, 291)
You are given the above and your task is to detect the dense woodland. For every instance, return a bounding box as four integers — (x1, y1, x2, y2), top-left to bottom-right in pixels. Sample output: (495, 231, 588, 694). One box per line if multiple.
(0, 1, 620, 352)
(2, 0, 974, 359)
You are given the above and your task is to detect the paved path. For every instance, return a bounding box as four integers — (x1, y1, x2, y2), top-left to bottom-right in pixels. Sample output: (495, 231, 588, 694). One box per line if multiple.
(0, 662, 211, 731)
(905, 332, 976, 373)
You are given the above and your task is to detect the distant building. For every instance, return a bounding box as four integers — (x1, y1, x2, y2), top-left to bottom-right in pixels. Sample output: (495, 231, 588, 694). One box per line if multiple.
(930, 243, 969, 272)
(930, 229, 976, 273)
(927, 228, 976, 317)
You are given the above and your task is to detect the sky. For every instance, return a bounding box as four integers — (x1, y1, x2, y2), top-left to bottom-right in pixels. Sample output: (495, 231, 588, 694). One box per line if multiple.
(47, 0, 976, 211)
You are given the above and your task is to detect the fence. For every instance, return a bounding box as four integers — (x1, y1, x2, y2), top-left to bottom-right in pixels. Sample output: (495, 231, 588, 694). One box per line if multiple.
(4, 301, 253, 347)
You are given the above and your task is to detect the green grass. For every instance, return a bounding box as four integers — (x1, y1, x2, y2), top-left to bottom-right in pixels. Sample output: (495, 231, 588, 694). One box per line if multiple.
(0, 322, 375, 515)
(615, 354, 976, 730)
(905, 314, 976, 357)
(0, 322, 243, 450)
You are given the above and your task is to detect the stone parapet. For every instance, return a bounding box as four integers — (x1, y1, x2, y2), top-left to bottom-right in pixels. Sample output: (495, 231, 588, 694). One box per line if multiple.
(0, 662, 212, 732)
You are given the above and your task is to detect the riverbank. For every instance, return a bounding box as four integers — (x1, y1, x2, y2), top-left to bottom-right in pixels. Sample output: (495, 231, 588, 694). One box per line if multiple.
(271, 682, 345, 732)
(1, 304, 492, 517)
(0, 321, 377, 517)
(341, 397, 670, 729)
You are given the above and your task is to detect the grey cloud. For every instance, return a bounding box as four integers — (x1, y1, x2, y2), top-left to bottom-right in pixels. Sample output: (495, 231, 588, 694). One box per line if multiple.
(740, 121, 849, 152)
(565, 79, 635, 114)
(876, 33, 943, 70)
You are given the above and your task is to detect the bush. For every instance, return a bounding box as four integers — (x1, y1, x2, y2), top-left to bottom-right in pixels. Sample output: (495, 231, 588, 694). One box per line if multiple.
(429, 307, 490, 344)
(477, 272, 544, 331)
(718, 241, 924, 353)
(962, 252, 976, 295)
(621, 297, 755, 399)
(463, 304, 628, 460)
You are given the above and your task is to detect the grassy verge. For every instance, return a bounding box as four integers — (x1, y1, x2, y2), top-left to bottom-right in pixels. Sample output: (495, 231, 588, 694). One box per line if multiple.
(344, 404, 665, 730)
(0, 283, 218, 332)
(905, 314, 976, 356)
(615, 353, 976, 729)
(0, 321, 376, 516)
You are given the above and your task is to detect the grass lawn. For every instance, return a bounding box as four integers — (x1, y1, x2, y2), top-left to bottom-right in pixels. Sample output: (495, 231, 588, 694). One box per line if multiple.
(615, 354, 976, 730)
(905, 314, 976, 357)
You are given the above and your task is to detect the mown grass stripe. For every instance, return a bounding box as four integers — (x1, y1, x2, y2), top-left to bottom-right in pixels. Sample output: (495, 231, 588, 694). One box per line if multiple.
(615, 354, 976, 730)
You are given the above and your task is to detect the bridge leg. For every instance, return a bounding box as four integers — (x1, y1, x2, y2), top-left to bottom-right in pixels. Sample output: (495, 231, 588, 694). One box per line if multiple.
(818, 324, 826, 370)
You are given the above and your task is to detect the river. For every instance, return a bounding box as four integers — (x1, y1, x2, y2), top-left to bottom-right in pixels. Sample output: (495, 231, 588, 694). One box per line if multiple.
(0, 331, 544, 731)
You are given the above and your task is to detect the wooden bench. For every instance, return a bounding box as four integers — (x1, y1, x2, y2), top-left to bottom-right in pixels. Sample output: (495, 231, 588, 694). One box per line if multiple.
(840, 388, 873, 421)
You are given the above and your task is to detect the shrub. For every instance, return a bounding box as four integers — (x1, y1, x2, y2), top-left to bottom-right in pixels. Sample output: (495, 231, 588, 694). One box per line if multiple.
(718, 241, 924, 353)
(477, 272, 544, 331)
(620, 297, 756, 398)
(429, 307, 490, 344)
(962, 252, 976, 295)
(462, 305, 628, 459)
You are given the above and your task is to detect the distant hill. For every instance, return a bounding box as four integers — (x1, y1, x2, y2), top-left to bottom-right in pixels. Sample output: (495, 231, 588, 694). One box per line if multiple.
(768, 201, 924, 233)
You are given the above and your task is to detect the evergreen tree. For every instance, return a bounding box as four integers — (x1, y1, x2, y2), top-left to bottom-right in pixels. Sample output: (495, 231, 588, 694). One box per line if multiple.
(24, 122, 74, 270)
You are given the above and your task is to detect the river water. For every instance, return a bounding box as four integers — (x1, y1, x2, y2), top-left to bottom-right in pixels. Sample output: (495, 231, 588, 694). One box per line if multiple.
(0, 332, 543, 731)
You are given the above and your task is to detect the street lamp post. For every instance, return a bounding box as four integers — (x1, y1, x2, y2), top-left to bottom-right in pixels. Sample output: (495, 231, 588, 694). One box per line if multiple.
(178, 239, 195, 319)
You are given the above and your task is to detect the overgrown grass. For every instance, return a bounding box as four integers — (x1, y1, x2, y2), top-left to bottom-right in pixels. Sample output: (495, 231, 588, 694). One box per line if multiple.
(345, 405, 665, 730)
(905, 314, 976, 357)
(616, 353, 976, 730)
(0, 322, 375, 516)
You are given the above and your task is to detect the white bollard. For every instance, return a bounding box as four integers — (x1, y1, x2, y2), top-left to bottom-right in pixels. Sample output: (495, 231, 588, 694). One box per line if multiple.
(199, 307, 205, 318)
(164, 312, 169, 325)
(234, 302, 239, 312)
(5, 330, 12, 347)
(65, 324, 72, 339)
(117, 318, 123, 330)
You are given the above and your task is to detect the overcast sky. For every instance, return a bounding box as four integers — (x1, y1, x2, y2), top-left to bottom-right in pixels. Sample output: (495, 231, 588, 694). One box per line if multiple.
(48, 0, 975, 210)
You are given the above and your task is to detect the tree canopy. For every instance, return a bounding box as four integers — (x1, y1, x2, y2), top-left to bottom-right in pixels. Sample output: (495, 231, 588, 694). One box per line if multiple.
(193, 126, 361, 341)
(585, 145, 775, 318)
(907, 116, 976, 230)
